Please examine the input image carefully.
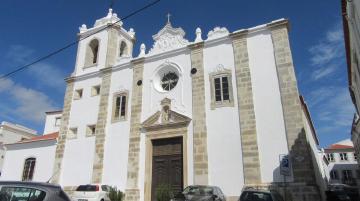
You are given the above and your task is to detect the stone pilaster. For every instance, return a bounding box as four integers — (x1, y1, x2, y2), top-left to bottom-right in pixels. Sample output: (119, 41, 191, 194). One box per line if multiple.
(230, 31, 262, 184)
(124, 58, 144, 201)
(189, 42, 209, 185)
(91, 26, 118, 183)
(268, 20, 316, 184)
(268, 20, 320, 201)
(51, 77, 75, 184)
(91, 67, 112, 183)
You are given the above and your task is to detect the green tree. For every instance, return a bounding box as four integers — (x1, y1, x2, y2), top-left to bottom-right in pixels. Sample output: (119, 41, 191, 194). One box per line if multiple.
(108, 186, 124, 201)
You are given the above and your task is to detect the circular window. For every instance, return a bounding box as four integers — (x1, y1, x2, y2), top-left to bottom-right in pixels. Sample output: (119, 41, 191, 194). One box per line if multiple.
(161, 72, 179, 91)
(153, 64, 181, 93)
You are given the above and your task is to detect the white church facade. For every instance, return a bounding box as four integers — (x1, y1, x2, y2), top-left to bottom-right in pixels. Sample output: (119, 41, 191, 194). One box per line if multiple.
(1, 9, 323, 201)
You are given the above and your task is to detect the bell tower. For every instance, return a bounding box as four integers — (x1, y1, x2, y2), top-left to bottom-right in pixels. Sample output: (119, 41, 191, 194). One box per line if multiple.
(73, 8, 136, 76)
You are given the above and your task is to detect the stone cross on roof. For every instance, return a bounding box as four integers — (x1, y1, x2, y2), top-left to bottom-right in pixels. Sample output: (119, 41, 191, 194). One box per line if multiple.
(167, 13, 171, 24)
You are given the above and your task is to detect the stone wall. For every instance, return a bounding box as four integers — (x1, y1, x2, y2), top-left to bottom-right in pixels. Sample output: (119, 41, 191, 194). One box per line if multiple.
(91, 26, 118, 183)
(230, 31, 262, 184)
(91, 67, 112, 183)
(268, 20, 320, 200)
(189, 42, 209, 185)
(124, 58, 145, 201)
(51, 77, 75, 184)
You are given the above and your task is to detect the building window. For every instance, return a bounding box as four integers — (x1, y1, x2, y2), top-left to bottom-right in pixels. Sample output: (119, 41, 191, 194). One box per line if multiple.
(209, 68, 234, 110)
(330, 170, 338, 180)
(74, 89, 83, 100)
(68, 127, 77, 139)
(112, 91, 128, 122)
(86, 125, 96, 136)
(119, 41, 128, 57)
(340, 153, 348, 161)
(85, 39, 99, 67)
(91, 85, 101, 96)
(54, 117, 61, 127)
(161, 72, 179, 91)
(22, 158, 36, 181)
(327, 153, 335, 162)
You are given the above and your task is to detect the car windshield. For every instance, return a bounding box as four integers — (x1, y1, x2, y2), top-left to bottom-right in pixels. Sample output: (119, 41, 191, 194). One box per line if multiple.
(183, 186, 214, 195)
(76, 185, 98, 191)
(240, 191, 273, 201)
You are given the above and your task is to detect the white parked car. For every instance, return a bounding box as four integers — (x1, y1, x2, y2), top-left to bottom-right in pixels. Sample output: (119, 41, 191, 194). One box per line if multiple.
(71, 184, 111, 201)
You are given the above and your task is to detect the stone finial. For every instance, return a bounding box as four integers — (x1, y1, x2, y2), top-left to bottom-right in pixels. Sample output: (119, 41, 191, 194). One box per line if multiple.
(195, 27, 203, 43)
(79, 24, 87, 33)
(129, 28, 135, 38)
(139, 43, 146, 57)
(107, 8, 113, 18)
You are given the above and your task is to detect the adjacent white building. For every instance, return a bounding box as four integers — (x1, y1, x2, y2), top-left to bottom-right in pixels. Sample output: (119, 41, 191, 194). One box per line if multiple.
(0, 121, 37, 173)
(324, 139, 360, 187)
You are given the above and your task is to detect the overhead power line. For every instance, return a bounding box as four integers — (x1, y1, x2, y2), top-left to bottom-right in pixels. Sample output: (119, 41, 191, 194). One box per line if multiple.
(0, 0, 161, 80)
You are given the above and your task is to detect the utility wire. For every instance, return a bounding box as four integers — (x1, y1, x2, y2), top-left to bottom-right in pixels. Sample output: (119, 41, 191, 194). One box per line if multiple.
(0, 0, 161, 80)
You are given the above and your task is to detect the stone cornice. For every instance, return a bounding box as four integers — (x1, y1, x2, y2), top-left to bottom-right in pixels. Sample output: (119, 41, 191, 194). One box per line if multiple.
(229, 30, 248, 40)
(64, 76, 75, 83)
(100, 67, 112, 74)
(188, 41, 204, 50)
(131, 57, 145, 65)
(266, 19, 290, 31)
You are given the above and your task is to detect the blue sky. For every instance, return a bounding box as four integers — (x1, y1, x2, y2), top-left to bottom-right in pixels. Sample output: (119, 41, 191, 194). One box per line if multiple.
(0, 0, 353, 147)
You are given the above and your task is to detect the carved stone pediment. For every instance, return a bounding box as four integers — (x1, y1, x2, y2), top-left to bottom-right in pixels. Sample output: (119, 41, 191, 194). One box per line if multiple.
(142, 109, 191, 131)
(149, 22, 189, 55)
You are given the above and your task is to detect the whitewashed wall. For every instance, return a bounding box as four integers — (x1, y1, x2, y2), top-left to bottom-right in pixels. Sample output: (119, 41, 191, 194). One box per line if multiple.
(102, 65, 133, 190)
(203, 38, 244, 197)
(247, 30, 290, 183)
(75, 31, 109, 76)
(1, 140, 56, 182)
(60, 137, 96, 186)
(43, 113, 62, 134)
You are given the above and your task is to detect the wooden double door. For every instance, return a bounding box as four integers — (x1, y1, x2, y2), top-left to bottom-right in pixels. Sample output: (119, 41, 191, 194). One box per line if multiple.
(151, 137, 183, 201)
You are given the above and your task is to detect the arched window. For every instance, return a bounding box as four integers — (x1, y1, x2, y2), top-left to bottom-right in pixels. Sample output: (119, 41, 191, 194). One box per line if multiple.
(119, 41, 128, 57)
(22, 157, 36, 181)
(85, 39, 99, 66)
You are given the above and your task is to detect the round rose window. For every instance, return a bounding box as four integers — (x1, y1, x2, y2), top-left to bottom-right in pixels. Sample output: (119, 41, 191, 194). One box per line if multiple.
(161, 72, 179, 91)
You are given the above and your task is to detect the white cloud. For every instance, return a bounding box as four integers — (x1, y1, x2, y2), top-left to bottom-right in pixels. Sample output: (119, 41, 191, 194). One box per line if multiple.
(308, 86, 354, 132)
(0, 77, 57, 123)
(311, 64, 338, 80)
(308, 22, 344, 80)
(5, 45, 66, 90)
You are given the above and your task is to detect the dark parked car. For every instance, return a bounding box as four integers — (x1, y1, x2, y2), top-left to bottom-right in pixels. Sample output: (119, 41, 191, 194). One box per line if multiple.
(0, 181, 71, 201)
(172, 185, 226, 201)
(239, 189, 284, 201)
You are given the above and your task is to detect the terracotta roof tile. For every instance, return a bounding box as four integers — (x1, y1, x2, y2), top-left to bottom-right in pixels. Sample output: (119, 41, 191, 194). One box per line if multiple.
(327, 144, 353, 149)
(6, 132, 59, 145)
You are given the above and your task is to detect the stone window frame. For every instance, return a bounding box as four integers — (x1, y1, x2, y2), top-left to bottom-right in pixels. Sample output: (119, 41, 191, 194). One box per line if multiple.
(91, 85, 101, 97)
(68, 127, 78, 139)
(119, 40, 128, 57)
(83, 38, 100, 69)
(111, 90, 129, 123)
(74, 88, 83, 100)
(209, 69, 234, 110)
(54, 117, 61, 127)
(86, 124, 96, 137)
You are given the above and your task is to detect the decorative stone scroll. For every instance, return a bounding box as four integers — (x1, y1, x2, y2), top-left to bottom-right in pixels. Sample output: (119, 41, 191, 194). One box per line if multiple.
(149, 22, 189, 55)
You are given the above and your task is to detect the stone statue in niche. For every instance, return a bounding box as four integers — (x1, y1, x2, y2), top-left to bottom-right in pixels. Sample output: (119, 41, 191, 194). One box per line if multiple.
(161, 105, 170, 123)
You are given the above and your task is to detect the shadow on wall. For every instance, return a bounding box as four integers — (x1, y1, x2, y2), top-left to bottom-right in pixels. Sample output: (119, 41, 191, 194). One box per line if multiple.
(266, 129, 322, 201)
